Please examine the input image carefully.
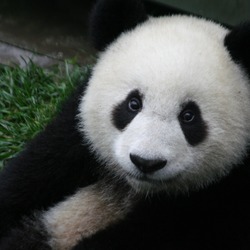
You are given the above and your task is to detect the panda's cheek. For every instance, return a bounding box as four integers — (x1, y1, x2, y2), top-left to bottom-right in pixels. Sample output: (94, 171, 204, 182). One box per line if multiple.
(151, 149, 194, 176)
(113, 135, 133, 172)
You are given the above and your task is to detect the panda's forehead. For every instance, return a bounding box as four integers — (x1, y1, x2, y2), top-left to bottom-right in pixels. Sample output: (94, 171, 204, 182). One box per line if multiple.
(93, 16, 230, 94)
(89, 15, 248, 118)
(98, 16, 228, 64)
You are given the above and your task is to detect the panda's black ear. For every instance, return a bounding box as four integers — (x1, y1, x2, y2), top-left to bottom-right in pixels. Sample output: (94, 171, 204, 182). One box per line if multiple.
(89, 0, 148, 51)
(224, 22, 250, 75)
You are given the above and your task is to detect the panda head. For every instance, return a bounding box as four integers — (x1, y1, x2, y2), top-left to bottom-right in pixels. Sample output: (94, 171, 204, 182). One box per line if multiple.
(79, 0, 250, 193)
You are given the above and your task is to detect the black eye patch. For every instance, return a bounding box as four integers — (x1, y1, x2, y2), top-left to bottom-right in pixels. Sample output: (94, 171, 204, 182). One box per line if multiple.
(178, 101, 208, 146)
(112, 89, 143, 130)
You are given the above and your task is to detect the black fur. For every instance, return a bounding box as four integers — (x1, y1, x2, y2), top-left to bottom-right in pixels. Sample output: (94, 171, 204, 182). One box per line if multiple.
(73, 160, 250, 250)
(112, 89, 142, 130)
(225, 22, 250, 76)
(178, 101, 208, 146)
(0, 77, 100, 239)
(0, 215, 51, 250)
(89, 0, 148, 51)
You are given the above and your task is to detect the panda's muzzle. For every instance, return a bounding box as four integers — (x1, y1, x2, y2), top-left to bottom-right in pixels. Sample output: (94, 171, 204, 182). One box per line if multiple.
(130, 154, 167, 174)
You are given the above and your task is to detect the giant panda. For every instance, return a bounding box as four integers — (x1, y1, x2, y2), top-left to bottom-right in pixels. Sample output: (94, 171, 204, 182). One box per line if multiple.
(0, 0, 250, 249)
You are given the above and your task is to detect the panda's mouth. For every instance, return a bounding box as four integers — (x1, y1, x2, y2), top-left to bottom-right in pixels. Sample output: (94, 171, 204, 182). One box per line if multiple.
(126, 171, 180, 187)
(135, 175, 160, 183)
(125, 172, 150, 181)
(126, 172, 165, 185)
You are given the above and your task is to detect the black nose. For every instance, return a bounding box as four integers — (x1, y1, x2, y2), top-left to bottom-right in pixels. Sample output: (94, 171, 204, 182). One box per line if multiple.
(130, 154, 167, 174)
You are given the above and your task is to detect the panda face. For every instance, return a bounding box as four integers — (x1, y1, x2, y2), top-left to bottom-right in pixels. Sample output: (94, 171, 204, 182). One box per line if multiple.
(80, 16, 250, 193)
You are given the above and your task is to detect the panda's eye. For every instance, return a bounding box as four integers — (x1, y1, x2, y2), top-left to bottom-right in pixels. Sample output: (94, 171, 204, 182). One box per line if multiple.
(180, 110, 195, 123)
(112, 89, 143, 131)
(128, 97, 142, 112)
(178, 101, 208, 146)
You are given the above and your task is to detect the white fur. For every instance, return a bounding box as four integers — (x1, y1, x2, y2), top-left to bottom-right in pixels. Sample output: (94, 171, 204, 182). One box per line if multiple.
(79, 15, 250, 193)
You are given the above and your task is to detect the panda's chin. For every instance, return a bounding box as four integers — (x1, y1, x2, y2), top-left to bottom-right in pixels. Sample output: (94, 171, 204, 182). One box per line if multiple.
(125, 173, 179, 193)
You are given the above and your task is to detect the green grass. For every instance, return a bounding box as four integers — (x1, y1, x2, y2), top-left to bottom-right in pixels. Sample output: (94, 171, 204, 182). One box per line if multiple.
(0, 61, 91, 169)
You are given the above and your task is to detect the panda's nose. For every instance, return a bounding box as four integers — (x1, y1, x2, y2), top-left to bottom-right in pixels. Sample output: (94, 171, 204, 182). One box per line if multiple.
(130, 154, 167, 174)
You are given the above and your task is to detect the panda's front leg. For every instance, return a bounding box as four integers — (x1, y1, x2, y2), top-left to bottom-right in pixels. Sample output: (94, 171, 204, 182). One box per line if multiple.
(42, 181, 135, 250)
(0, 181, 135, 250)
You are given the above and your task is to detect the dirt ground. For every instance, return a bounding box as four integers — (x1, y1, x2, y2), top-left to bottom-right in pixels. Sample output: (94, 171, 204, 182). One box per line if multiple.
(0, 1, 95, 67)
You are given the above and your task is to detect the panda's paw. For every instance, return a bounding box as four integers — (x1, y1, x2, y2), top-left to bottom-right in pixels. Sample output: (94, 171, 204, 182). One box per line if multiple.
(0, 215, 51, 250)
